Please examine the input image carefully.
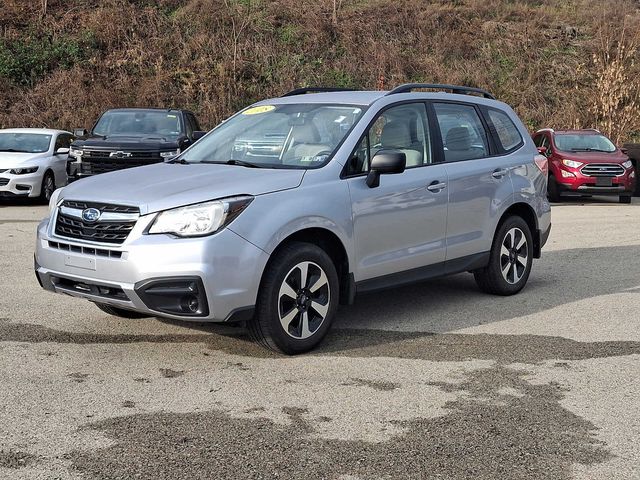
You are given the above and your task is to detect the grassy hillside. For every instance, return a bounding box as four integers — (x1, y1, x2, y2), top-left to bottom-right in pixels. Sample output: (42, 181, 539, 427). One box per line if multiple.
(1, 0, 639, 143)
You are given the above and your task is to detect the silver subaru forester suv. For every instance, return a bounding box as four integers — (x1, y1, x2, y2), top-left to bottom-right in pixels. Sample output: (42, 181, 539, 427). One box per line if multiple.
(35, 84, 551, 354)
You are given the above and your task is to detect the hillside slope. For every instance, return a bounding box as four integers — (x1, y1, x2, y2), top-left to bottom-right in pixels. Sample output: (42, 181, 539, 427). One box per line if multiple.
(1, 0, 639, 142)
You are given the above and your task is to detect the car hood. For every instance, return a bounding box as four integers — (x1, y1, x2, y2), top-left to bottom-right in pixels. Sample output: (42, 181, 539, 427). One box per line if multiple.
(74, 135, 180, 151)
(559, 150, 628, 164)
(0, 152, 49, 168)
(59, 163, 305, 214)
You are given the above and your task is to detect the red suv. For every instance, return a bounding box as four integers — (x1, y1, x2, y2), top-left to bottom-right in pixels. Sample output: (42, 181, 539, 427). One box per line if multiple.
(533, 129, 636, 203)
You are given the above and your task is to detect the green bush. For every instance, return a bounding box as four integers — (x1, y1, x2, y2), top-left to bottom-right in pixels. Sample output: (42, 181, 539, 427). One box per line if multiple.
(0, 34, 93, 87)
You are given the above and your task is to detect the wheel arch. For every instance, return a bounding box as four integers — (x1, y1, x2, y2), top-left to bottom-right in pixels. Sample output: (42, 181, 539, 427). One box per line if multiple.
(497, 202, 541, 258)
(264, 227, 354, 305)
(38, 168, 56, 197)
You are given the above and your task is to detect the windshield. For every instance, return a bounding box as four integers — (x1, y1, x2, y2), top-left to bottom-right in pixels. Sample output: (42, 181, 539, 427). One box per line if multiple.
(554, 134, 616, 153)
(180, 103, 365, 169)
(93, 111, 182, 137)
(0, 133, 51, 153)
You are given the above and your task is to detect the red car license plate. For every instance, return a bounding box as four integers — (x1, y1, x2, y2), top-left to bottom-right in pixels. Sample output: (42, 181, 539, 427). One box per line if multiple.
(596, 177, 613, 187)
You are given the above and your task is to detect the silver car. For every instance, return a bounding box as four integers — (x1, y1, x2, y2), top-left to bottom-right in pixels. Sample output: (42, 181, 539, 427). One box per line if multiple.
(35, 84, 551, 354)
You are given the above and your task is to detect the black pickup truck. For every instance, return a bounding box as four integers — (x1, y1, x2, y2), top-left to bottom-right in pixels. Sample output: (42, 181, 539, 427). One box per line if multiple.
(67, 108, 205, 180)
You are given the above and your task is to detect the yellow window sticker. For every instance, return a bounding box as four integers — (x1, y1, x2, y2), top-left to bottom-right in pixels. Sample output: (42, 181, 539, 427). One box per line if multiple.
(242, 105, 276, 115)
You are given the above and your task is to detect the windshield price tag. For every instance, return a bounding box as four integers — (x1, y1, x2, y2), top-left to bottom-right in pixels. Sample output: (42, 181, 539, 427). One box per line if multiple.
(242, 105, 276, 115)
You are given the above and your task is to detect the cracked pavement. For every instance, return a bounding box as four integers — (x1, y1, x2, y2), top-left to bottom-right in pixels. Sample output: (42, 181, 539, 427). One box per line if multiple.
(1, 198, 639, 479)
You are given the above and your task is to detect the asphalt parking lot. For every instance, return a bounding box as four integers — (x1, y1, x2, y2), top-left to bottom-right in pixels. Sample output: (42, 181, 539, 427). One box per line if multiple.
(1, 198, 639, 479)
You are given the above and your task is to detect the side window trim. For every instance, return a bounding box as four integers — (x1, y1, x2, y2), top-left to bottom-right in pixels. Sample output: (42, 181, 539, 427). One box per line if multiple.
(341, 101, 434, 178)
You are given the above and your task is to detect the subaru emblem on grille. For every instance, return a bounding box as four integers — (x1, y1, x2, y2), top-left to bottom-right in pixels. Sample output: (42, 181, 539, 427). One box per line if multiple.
(82, 208, 101, 223)
(109, 151, 132, 158)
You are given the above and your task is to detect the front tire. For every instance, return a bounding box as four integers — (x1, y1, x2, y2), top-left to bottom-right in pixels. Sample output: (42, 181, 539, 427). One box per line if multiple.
(249, 242, 339, 354)
(39, 171, 55, 204)
(95, 303, 151, 319)
(474, 216, 533, 296)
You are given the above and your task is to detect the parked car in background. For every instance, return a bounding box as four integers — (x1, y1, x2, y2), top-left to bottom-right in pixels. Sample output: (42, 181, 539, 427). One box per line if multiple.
(35, 84, 551, 354)
(67, 108, 206, 180)
(0, 128, 73, 202)
(533, 128, 635, 203)
(622, 142, 640, 196)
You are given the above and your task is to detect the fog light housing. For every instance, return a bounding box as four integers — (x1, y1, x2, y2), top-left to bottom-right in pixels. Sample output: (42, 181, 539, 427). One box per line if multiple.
(560, 169, 575, 178)
(134, 277, 208, 317)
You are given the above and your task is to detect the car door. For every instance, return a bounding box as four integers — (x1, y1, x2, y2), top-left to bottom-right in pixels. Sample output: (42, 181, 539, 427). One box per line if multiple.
(52, 133, 73, 186)
(345, 102, 449, 286)
(433, 102, 515, 265)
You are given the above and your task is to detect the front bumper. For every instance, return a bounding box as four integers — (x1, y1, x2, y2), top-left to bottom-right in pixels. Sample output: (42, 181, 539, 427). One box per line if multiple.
(556, 168, 636, 196)
(35, 215, 269, 322)
(0, 172, 42, 197)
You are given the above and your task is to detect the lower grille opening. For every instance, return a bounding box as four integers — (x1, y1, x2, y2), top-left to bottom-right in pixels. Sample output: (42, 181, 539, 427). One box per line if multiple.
(52, 276, 129, 301)
(48, 241, 123, 259)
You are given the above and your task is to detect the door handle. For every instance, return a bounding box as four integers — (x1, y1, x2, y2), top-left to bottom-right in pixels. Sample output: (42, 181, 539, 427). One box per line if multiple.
(492, 168, 509, 179)
(427, 181, 447, 192)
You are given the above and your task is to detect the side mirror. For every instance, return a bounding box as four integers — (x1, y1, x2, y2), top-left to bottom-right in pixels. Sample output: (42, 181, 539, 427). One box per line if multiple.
(621, 147, 628, 155)
(73, 128, 88, 138)
(192, 130, 207, 141)
(537, 146, 547, 155)
(366, 150, 406, 188)
(56, 147, 70, 155)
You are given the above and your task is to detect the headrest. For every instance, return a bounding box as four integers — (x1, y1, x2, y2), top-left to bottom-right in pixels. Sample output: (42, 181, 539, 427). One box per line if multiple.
(446, 127, 472, 151)
(380, 121, 411, 148)
(292, 123, 321, 143)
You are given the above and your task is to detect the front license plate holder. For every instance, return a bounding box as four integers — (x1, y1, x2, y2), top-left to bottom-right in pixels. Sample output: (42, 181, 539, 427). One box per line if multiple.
(64, 254, 96, 271)
(596, 177, 613, 187)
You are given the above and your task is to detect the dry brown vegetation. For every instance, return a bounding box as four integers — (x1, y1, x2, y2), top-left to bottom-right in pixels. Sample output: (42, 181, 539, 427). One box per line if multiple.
(1, 0, 640, 142)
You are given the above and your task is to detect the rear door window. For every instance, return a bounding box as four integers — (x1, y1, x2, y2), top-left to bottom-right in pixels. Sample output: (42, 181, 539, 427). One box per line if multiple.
(433, 103, 489, 162)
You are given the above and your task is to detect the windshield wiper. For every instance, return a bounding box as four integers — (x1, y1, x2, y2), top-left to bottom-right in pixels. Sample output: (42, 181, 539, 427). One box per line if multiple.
(225, 159, 264, 168)
(0, 148, 30, 153)
(571, 148, 612, 153)
(193, 159, 267, 168)
(167, 158, 189, 164)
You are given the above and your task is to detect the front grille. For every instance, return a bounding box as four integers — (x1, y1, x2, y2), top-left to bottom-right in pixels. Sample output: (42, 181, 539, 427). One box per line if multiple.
(0, 178, 8, 186)
(581, 163, 625, 177)
(54, 200, 139, 244)
(79, 149, 161, 175)
(62, 200, 139, 214)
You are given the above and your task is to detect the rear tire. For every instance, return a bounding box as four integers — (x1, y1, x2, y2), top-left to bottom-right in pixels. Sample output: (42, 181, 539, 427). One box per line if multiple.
(39, 171, 55, 204)
(474, 216, 533, 296)
(248, 242, 339, 354)
(95, 303, 150, 319)
(619, 195, 632, 204)
(547, 175, 561, 202)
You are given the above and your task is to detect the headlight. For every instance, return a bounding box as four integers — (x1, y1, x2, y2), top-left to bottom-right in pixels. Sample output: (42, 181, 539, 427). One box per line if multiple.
(69, 147, 83, 159)
(160, 149, 180, 158)
(9, 166, 38, 175)
(562, 159, 583, 168)
(622, 160, 633, 169)
(48, 188, 63, 216)
(148, 196, 253, 237)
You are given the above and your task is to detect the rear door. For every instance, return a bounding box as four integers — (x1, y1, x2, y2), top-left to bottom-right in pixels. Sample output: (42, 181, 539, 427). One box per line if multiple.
(433, 102, 516, 265)
(346, 102, 449, 285)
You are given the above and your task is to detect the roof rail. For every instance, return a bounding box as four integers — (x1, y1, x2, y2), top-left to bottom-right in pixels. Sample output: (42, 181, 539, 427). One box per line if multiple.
(386, 83, 496, 100)
(281, 87, 357, 97)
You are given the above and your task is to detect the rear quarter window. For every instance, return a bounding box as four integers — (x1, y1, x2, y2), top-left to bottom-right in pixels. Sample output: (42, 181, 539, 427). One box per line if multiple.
(487, 109, 523, 152)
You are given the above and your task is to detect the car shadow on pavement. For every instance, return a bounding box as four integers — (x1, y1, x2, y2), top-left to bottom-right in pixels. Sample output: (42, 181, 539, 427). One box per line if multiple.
(151, 244, 640, 357)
